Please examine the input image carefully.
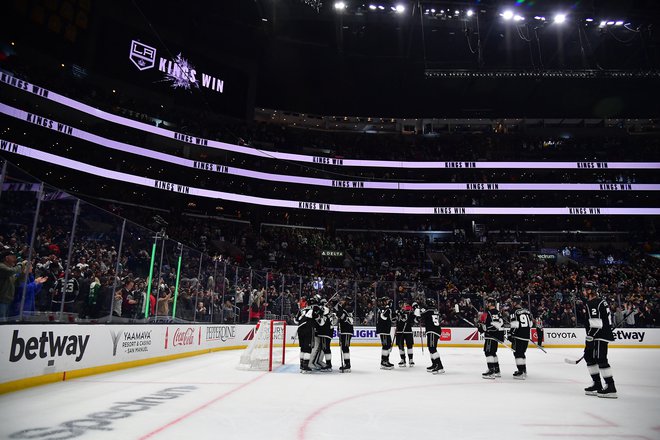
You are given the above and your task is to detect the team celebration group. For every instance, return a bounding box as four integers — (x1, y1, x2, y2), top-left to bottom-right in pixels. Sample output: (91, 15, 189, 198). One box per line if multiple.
(294, 282, 619, 398)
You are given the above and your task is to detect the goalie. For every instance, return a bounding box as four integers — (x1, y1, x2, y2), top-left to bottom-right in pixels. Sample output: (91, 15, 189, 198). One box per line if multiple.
(294, 295, 321, 373)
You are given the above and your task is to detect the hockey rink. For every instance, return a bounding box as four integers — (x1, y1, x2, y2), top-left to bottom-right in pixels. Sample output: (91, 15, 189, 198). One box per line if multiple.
(1, 347, 659, 440)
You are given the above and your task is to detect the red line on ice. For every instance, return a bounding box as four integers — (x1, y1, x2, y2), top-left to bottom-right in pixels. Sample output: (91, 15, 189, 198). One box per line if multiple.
(138, 372, 268, 440)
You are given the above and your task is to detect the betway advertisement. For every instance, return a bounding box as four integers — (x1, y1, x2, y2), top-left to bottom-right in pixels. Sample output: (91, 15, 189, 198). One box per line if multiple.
(0, 324, 252, 385)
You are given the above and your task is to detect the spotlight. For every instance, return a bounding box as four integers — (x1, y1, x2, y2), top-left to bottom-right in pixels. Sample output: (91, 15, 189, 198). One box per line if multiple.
(585, 18, 594, 22)
(534, 16, 546, 21)
(615, 20, 624, 26)
(501, 10, 514, 20)
(395, 4, 405, 13)
(431, 8, 436, 13)
(334, 2, 346, 10)
(454, 10, 459, 15)
(368, 4, 376, 10)
(466, 9, 474, 17)
(599, 20, 607, 28)
(554, 13, 566, 24)
(606, 21, 614, 25)
(513, 14, 524, 22)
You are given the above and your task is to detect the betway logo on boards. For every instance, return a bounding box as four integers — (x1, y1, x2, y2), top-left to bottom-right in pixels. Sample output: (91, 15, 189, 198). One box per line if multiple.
(613, 330, 645, 342)
(9, 330, 90, 363)
(164, 327, 201, 349)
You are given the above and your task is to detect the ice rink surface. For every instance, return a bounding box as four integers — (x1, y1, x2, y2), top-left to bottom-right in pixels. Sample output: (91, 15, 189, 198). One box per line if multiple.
(1, 346, 659, 440)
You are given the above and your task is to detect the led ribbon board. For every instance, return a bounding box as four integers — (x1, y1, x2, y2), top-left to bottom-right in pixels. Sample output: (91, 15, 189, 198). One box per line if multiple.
(2, 73, 660, 170)
(2, 138, 659, 216)
(1, 103, 659, 193)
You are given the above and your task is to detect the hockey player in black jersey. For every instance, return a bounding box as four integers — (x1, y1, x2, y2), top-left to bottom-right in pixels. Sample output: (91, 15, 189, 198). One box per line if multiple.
(508, 296, 533, 380)
(334, 296, 354, 373)
(294, 296, 321, 373)
(311, 298, 334, 371)
(419, 298, 445, 374)
(376, 297, 395, 370)
(395, 300, 416, 367)
(582, 283, 617, 398)
(479, 298, 505, 379)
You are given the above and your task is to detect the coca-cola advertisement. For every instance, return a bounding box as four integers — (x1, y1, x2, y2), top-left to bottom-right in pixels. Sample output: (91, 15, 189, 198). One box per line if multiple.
(165, 327, 201, 349)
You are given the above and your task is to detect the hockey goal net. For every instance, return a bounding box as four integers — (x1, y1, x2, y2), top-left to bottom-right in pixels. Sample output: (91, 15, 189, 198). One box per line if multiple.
(238, 320, 286, 371)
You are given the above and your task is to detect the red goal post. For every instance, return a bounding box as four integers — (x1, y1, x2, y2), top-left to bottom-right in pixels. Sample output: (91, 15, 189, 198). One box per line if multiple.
(238, 320, 286, 371)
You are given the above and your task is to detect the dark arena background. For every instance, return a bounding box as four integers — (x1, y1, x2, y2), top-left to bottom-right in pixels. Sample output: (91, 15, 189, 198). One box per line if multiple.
(0, 1, 659, 439)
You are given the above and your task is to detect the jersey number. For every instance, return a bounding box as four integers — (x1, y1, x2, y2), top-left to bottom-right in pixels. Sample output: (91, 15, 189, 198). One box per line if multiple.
(519, 315, 530, 328)
(432, 315, 440, 326)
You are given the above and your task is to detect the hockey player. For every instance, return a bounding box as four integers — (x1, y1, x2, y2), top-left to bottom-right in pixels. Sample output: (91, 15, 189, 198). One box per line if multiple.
(376, 297, 395, 369)
(394, 299, 416, 367)
(311, 296, 333, 371)
(508, 296, 533, 379)
(294, 295, 321, 373)
(583, 282, 617, 398)
(479, 298, 504, 379)
(334, 296, 354, 372)
(419, 298, 445, 374)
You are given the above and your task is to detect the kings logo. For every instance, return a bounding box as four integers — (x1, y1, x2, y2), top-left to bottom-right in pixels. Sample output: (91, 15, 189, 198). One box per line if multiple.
(129, 40, 157, 71)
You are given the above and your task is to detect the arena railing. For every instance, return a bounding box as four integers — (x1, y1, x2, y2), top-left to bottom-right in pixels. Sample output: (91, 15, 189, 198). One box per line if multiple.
(0, 159, 657, 327)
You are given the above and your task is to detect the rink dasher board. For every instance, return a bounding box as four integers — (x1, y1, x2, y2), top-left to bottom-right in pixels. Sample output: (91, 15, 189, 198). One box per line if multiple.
(1, 324, 658, 394)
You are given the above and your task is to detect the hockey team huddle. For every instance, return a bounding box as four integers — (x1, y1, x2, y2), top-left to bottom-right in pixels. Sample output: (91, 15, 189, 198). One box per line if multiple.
(294, 282, 619, 399)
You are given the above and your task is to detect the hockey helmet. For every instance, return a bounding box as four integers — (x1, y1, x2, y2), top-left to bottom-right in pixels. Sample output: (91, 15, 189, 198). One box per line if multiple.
(583, 282, 599, 295)
(425, 298, 437, 309)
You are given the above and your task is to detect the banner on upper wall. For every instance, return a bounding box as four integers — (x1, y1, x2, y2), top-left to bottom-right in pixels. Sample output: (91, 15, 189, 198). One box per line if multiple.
(92, 19, 253, 119)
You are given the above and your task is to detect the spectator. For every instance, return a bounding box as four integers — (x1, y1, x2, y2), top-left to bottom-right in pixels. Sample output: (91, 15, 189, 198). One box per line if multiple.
(10, 265, 48, 317)
(157, 288, 173, 317)
(0, 250, 27, 319)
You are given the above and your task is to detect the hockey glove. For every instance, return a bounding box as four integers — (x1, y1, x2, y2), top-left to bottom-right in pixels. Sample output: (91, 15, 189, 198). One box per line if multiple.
(585, 335, 594, 342)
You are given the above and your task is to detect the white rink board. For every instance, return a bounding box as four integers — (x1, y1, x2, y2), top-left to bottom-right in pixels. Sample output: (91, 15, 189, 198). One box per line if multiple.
(335, 326, 660, 347)
(2, 324, 659, 386)
(0, 324, 255, 384)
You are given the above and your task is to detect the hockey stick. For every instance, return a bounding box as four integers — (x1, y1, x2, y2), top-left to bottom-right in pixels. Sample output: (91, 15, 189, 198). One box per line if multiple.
(526, 337, 547, 353)
(457, 313, 513, 351)
(419, 325, 425, 354)
(564, 307, 637, 365)
(457, 313, 477, 328)
(339, 335, 345, 373)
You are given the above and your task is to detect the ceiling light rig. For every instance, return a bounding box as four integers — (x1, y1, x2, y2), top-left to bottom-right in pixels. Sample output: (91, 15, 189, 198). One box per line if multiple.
(300, 0, 323, 12)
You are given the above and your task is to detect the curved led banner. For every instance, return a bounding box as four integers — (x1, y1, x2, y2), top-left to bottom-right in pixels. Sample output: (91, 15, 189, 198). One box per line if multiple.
(2, 138, 659, 216)
(2, 73, 660, 171)
(1, 103, 659, 193)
